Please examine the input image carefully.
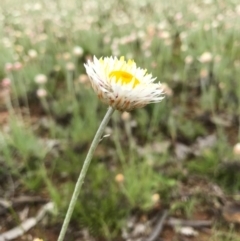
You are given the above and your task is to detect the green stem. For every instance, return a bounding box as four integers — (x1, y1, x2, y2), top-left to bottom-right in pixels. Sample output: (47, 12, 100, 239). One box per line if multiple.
(113, 113, 126, 165)
(57, 106, 115, 241)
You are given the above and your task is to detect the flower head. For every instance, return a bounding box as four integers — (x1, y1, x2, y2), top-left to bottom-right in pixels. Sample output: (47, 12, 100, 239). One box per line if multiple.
(115, 173, 124, 183)
(1, 78, 11, 88)
(36, 88, 47, 98)
(13, 62, 23, 71)
(199, 52, 213, 63)
(28, 49, 38, 59)
(73, 46, 84, 56)
(35, 74, 47, 84)
(5, 63, 13, 72)
(84, 56, 164, 111)
(233, 143, 240, 156)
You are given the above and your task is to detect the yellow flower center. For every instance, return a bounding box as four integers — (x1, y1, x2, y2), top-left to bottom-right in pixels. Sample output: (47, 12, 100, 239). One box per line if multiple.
(109, 71, 140, 88)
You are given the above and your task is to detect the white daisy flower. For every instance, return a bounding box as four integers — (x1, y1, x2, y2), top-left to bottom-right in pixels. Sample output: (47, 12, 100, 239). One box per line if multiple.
(198, 52, 213, 63)
(35, 74, 47, 84)
(84, 56, 165, 111)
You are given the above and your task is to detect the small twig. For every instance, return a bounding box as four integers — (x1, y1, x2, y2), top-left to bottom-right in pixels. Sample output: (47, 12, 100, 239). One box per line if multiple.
(145, 210, 168, 241)
(166, 218, 212, 228)
(12, 196, 48, 205)
(0, 202, 54, 241)
(0, 196, 48, 215)
(0, 199, 11, 209)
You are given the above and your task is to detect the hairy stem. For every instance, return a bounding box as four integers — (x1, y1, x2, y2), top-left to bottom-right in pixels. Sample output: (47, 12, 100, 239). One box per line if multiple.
(57, 106, 115, 241)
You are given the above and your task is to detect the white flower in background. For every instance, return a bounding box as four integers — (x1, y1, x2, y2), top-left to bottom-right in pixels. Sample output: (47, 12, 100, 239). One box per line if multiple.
(185, 55, 193, 65)
(35, 74, 47, 84)
(158, 30, 170, 39)
(151, 193, 160, 203)
(36, 88, 47, 98)
(236, 5, 240, 15)
(66, 62, 75, 71)
(200, 68, 209, 78)
(84, 56, 165, 111)
(121, 111, 131, 121)
(73, 46, 84, 56)
(4, 63, 13, 72)
(1, 78, 11, 88)
(199, 52, 213, 63)
(63, 52, 71, 60)
(13, 62, 23, 70)
(33, 3, 42, 11)
(233, 143, 240, 156)
(78, 74, 89, 84)
(28, 49, 38, 59)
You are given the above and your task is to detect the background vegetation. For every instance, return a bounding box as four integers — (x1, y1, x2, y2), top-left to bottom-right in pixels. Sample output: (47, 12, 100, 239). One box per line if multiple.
(1, 0, 240, 240)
